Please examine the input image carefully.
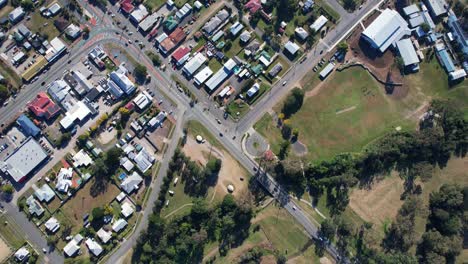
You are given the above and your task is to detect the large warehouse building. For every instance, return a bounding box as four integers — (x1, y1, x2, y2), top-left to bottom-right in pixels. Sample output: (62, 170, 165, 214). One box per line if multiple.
(0, 137, 49, 182)
(361, 9, 411, 52)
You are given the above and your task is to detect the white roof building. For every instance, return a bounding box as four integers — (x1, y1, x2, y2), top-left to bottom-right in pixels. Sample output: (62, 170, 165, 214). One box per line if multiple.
(121, 157, 135, 172)
(132, 91, 153, 110)
(45, 217, 60, 233)
(182, 53, 207, 76)
(284, 41, 300, 55)
(396, 38, 419, 66)
(120, 171, 143, 194)
(130, 4, 148, 23)
(230, 21, 244, 36)
(425, 0, 447, 17)
(121, 202, 134, 218)
(295, 27, 309, 40)
(449, 69, 467, 81)
(73, 149, 93, 167)
(85, 239, 103, 256)
(205, 59, 236, 92)
(63, 240, 80, 257)
(194, 67, 213, 85)
(0, 137, 48, 183)
(97, 228, 112, 243)
(139, 12, 159, 32)
(45, 37, 67, 62)
(361, 9, 410, 52)
(65, 24, 81, 39)
(403, 4, 420, 16)
(34, 184, 55, 203)
(9, 7, 24, 23)
(60, 101, 92, 129)
(26, 195, 45, 216)
(247, 83, 260, 98)
(148, 111, 167, 128)
(116, 191, 126, 202)
(310, 15, 328, 33)
(48, 79, 71, 102)
(319, 63, 335, 79)
(133, 148, 155, 173)
(112, 218, 128, 232)
(14, 247, 29, 261)
(56, 167, 73, 193)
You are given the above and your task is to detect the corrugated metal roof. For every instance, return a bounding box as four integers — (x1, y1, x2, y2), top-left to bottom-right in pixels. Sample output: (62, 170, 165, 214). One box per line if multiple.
(396, 38, 419, 66)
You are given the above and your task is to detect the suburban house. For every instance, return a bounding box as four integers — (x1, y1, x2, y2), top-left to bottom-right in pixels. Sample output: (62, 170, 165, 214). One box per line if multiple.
(120, 171, 143, 194)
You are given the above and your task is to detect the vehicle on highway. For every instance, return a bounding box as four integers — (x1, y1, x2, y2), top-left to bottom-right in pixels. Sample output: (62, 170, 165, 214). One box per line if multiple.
(224, 112, 228, 119)
(128, 40, 132, 44)
(41, 81, 46, 86)
(292, 206, 297, 210)
(282, 81, 287, 86)
(300, 56, 307, 63)
(219, 133, 223, 137)
(313, 66, 318, 72)
(216, 118, 221, 124)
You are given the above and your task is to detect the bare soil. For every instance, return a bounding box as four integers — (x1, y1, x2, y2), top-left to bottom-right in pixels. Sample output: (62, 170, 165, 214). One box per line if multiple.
(183, 137, 248, 200)
(0, 237, 11, 263)
(98, 128, 117, 145)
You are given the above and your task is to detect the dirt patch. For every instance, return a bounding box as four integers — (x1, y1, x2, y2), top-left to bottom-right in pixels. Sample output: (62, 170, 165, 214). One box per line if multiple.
(261, 255, 277, 264)
(183, 137, 248, 200)
(98, 129, 117, 145)
(0, 237, 11, 263)
(349, 175, 405, 229)
(319, 257, 333, 264)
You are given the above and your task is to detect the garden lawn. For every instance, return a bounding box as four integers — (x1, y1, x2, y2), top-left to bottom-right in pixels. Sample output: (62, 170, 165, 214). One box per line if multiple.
(59, 179, 120, 229)
(186, 120, 224, 150)
(0, 63, 22, 89)
(0, 214, 26, 249)
(160, 180, 194, 219)
(208, 58, 223, 72)
(144, 0, 165, 11)
(26, 12, 60, 41)
(254, 113, 283, 155)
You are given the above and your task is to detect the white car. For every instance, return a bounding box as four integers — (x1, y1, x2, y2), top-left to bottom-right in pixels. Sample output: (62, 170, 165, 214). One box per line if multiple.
(292, 206, 297, 211)
(282, 81, 287, 86)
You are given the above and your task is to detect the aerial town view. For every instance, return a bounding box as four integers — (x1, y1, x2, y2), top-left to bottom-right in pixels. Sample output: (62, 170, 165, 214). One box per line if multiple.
(0, 0, 466, 262)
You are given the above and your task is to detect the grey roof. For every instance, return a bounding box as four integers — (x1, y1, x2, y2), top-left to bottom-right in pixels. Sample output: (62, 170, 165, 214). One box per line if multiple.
(396, 38, 419, 66)
(34, 184, 55, 203)
(403, 4, 420, 16)
(0, 137, 48, 182)
(17, 24, 31, 37)
(139, 12, 159, 32)
(47, 80, 71, 102)
(409, 15, 425, 28)
(269, 63, 283, 77)
(26, 195, 45, 216)
(425, 0, 447, 17)
(284, 41, 300, 55)
(203, 9, 229, 35)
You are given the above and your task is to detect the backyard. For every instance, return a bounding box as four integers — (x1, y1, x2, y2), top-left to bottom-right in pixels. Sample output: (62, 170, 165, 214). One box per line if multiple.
(26, 11, 61, 41)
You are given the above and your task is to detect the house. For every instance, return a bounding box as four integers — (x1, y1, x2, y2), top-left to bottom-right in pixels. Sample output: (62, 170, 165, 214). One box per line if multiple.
(34, 184, 55, 203)
(139, 12, 159, 33)
(130, 4, 148, 24)
(56, 167, 73, 193)
(14, 247, 29, 261)
(17, 114, 41, 138)
(28, 92, 61, 120)
(63, 235, 83, 257)
(45, 217, 60, 233)
(171, 46, 191, 66)
(44, 37, 67, 63)
(176, 3, 192, 20)
(403, 4, 420, 17)
(244, 0, 262, 14)
(240, 31, 251, 43)
(132, 91, 153, 110)
(120, 157, 135, 172)
(205, 59, 237, 92)
(133, 148, 155, 173)
(449, 69, 466, 81)
(11, 51, 26, 65)
(182, 53, 207, 76)
(120, 171, 143, 193)
(396, 38, 420, 71)
(120, 0, 134, 13)
(9, 7, 25, 24)
(17, 24, 31, 38)
(121, 202, 134, 218)
(245, 40, 261, 56)
(295, 27, 309, 40)
(0, 138, 48, 183)
(310, 15, 328, 33)
(26, 195, 45, 216)
(72, 149, 93, 167)
(65, 24, 81, 39)
(116, 192, 126, 202)
(69, 71, 93, 96)
(269, 63, 283, 78)
(247, 83, 260, 98)
(194, 66, 213, 86)
(319, 63, 335, 79)
(361, 9, 410, 52)
(112, 218, 128, 232)
(424, 0, 447, 18)
(202, 9, 229, 35)
(159, 27, 186, 54)
(148, 111, 167, 128)
(85, 239, 103, 256)
(47, 3, 61, 16)
(303, 0, 314, 12)
(284, 41, 300, 56)
(194, 1, 203, 10)
(230, 22, 244, 36)
(97, 228, 112, 243)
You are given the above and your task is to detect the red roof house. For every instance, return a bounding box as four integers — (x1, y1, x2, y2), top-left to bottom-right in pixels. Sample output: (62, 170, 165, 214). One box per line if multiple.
(28, 92, 61, 120)
(245, 0, 262, 14)
(120, 0, 135, 13)
(171, 46, 190, 63)
(159, 27, 186, 54)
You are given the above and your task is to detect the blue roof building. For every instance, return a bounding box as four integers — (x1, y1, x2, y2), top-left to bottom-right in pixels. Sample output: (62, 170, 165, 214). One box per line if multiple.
(447, 12, 468, 56)
(435, 45, 456, 73)
(17, 114, 40, 137)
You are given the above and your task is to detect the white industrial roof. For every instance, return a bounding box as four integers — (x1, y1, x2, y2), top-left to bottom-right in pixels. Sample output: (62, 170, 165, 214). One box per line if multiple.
(403, 4, 420, 16)
(362, 9, 410, 52)
(63, 240, 80, 257)
(194, 67, 213, 85)
(0, 137, 48, 182)
(15, 247, 29, 261)
(183, 53, 207, 76)
(139, 12, 158, 32)
(425, 0, 447, 16)
(396, 38, 419, 66)
(310, 15, 328, 33)
(319, 63, 335, 79)
(132, 91, 153, 110)
(60, 101, 92, 129)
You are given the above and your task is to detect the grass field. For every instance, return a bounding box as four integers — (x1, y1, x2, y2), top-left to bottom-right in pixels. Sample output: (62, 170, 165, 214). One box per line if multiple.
(186, 120, 224, 150)
(257, 67, 416, 161)
(26, 12, 60, 41)
(0, 214, 26, 249)
(60, 179, 120, 229)
(254, 113, 283, 154)
(208, 58, 223, 72)
(160, 180, 194, 219)
(0, 63, 22, 90)
(144, 0, 165, 11)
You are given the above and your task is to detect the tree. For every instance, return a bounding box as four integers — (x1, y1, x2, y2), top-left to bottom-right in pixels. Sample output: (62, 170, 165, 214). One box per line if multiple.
(319, 219, 336, 242)
(0, 85, 9, 101)
(150, 53, 162, 66)
(134, 64, 148, 80)
(224, 40, 232, 51)
(337, 42, 349, 53)
(343, 0, 356, 10)
(1, 185, 14, 195)
(282, 87, 304, 117)
(46, 236, 58, 248)
(421, 23, 430, 33)
(281, 123, 292, 139)
(20, 0, 34, 11)
(83, 26, 90, 35)
(105, 147, 123, 172)
(278, 141, 290, 160)
(92, 207, 105, 222)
